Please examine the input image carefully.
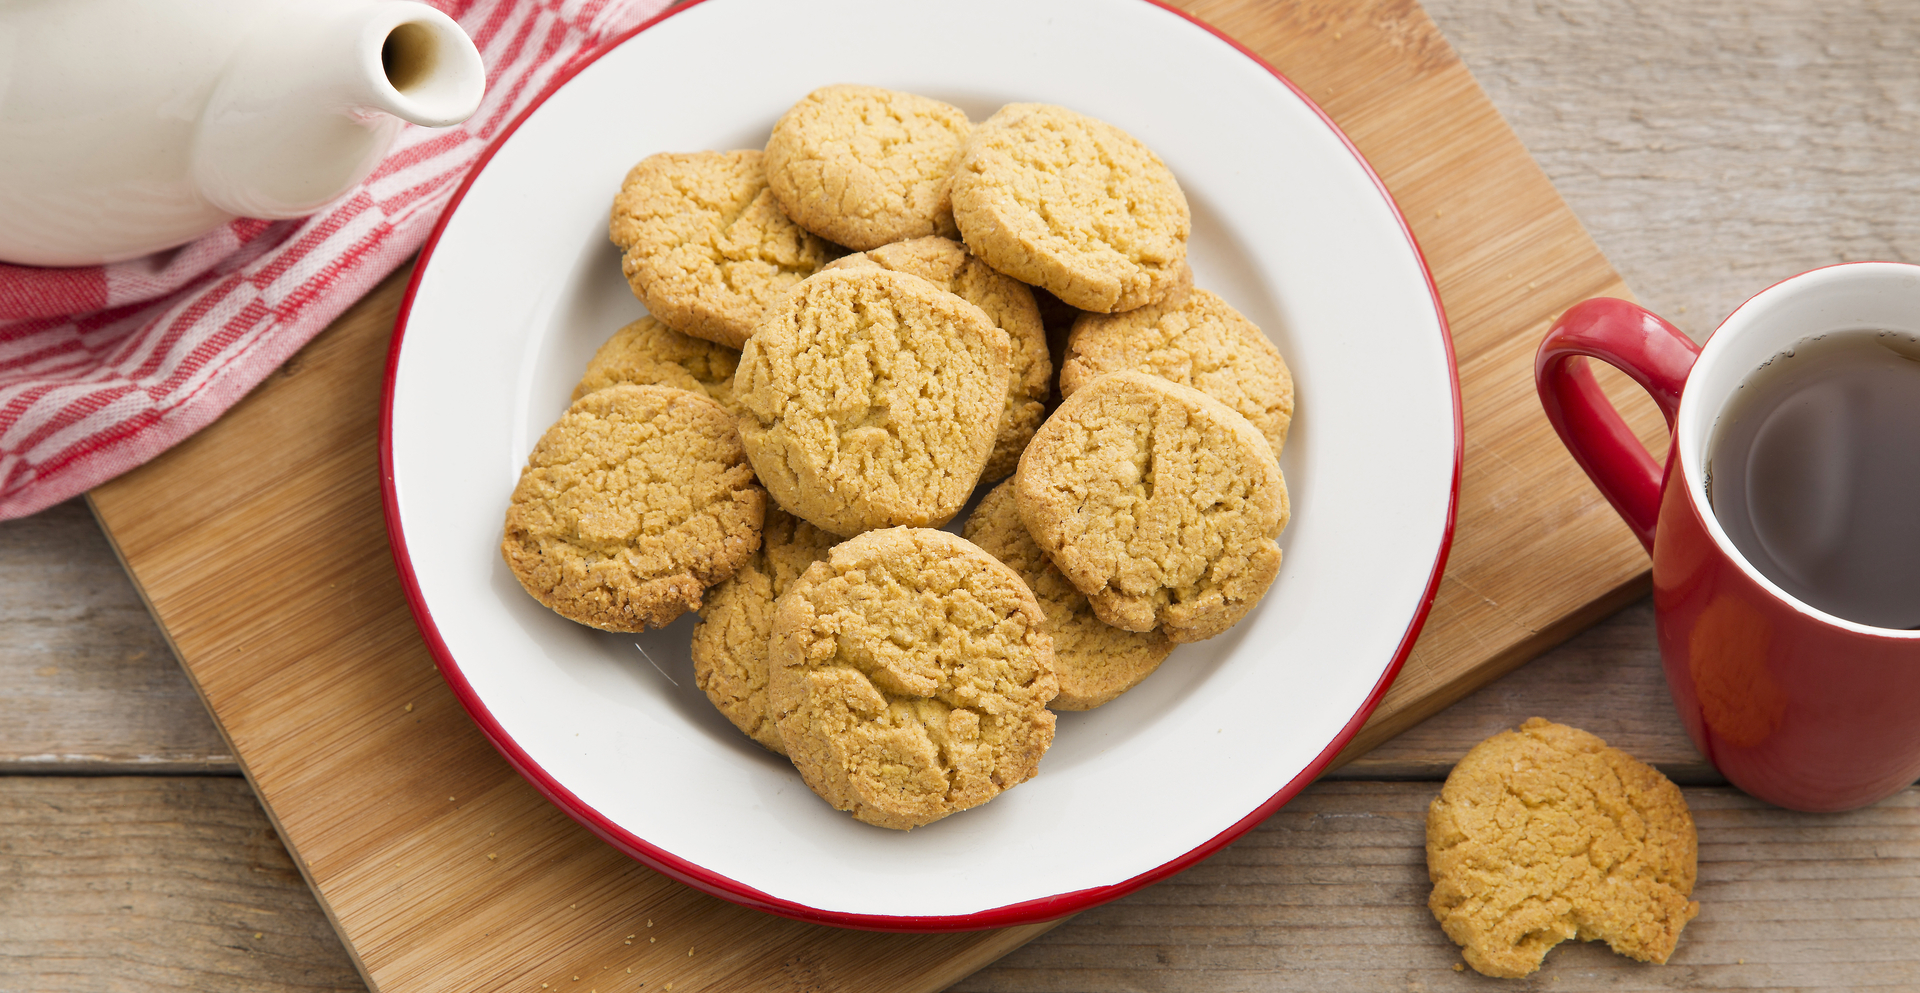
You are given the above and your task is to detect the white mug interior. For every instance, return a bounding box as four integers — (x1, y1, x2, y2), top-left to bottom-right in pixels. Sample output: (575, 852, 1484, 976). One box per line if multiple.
(1674, 260, 1920, 638)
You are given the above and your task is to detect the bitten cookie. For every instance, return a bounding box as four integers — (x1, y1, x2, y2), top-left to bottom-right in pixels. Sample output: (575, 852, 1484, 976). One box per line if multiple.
(735, 266, 1010, 537)
(690, 506, 837, 754)
(950, 103, 1190, 313)
(1427, 718, 1702, 978)
(502, 385, 765, 631)
(764, 85, 971, 251)
(826, 236, 1048, 481)
(769, 528, 1058, 829)
(573, 316, 743, 416)
(1015, 371, 1288, 642)
(609, 149, 836, 348)
(1062, 288, 1294, 458)
(964, 478, 1171, 709)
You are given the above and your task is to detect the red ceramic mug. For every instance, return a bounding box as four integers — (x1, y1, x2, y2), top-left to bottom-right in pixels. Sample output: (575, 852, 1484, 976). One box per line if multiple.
(1536, 261, 1920, 812)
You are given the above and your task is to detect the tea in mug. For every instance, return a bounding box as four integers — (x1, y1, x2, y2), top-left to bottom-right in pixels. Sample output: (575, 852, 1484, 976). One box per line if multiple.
(1706, 330, 1920, 630)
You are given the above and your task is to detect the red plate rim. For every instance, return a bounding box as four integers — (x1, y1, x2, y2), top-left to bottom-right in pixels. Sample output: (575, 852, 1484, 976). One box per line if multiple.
(379, 0, 1464, 933)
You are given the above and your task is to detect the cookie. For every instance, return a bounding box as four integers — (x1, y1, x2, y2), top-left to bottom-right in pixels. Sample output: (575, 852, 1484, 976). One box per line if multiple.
(573, 316, 743, 416)
(964, 479, 1171, 709)
(735, 266, 1010, 537)
(950, 103, 1190, 314)
(826, 236, 1048, 481)
(608, 149, 837, 348)
(690, 506, 837, 754)
(1062, 288, 1294, 458)
(1015, 371, 1288, 642)
(768, 527, 1057, 829)
(1427, 718, 1702, 978)
(502, 385, 765, 631)
(764, 85, 971, 251)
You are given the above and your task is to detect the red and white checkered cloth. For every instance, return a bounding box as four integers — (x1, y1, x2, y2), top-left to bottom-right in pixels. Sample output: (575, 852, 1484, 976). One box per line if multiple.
(0, 0, 674, 520)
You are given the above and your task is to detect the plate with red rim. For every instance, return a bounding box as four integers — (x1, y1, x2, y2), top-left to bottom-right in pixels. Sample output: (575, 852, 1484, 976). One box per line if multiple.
(382, 0, 1460, 931)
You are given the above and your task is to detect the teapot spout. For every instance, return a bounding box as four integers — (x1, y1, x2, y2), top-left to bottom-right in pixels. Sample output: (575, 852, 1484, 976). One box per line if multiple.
(364, 10, 487, 129)
(192, 1, 485, 221)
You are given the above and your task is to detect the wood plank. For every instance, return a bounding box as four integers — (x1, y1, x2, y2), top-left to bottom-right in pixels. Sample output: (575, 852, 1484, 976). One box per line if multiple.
(957, 782, 1920, 992)
(0, 499, 232, 774)
(10, 777, 1914, 993)
(1426, 0, 1920, 341)
(0, 777, 362, 993)
(1335, 597, 1718, 784)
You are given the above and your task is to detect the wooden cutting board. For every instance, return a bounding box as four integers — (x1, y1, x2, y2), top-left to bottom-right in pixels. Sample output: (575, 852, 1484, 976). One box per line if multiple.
(89, 1, 1666, 990)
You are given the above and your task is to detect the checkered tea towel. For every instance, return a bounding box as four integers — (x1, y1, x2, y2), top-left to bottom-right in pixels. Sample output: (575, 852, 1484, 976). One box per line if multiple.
(0, 0, 674, 520)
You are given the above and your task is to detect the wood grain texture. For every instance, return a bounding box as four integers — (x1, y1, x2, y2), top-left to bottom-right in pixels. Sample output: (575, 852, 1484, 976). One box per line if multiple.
(0, 777, 361, 993)
(1427, 0, 1920, 342)
(1335, 598, 1719, 784)
(0, 500, 233, 774)
(9, 777, 1913, 993)
(956, 782, 1920, 992)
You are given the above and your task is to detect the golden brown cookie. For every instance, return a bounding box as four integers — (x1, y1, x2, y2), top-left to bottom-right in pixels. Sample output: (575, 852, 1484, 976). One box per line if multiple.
(768, 527, 1057, 829)
(609, 149, 837, 349)
(502, 385, 765, 631)
(573, 316, 743, 417)
(964, 479, 1171, 709)
(1062, 288, 1294, 458)
(690, 506, 837, 754)
(950, 103, 1190, 314)
(764, 85, 971, 251)
(1426, 718, 1702, 978)
(735, 266, 1010, 537)
(826, 236, 1048, 481)
(1015, 371, 1288, 643)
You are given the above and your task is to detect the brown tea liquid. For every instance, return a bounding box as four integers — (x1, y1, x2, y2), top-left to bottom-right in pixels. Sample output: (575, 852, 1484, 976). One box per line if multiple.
(1706, 330, 1920, 630)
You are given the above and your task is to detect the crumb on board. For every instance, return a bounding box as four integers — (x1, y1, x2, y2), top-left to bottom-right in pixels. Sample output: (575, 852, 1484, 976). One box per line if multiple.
(404, 702, 413, 712)
(1453, 963, 1464, 972)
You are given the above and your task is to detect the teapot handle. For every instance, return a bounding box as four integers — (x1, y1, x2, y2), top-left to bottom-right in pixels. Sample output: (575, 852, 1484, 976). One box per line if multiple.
(1534, 298, 1700, 553)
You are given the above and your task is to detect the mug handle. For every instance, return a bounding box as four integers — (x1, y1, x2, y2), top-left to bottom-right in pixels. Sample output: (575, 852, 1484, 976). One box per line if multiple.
(1535, 298, 1701, 552)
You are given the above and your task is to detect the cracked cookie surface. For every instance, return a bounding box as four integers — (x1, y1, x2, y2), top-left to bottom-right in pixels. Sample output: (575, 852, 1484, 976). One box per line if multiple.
(826, 236, 1048, 482)
(765, 85, 971, 251)
(690, 506, 838, 755)
(1063, 288, 1294, 458)
(1015, 371, 1287, 642)
(950, 103, 1190, 314)
(502, 385, 765, 632)
(1426, 718, 1701, 978)
(769, 527, 1057, 830)
(609, 149, 836, 349)
(735, 266, 1010, 537)
(573, 316, 743, 416)
(964, 478, 1171, 709)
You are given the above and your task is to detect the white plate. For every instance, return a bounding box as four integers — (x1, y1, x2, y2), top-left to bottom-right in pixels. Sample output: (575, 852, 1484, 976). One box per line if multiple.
(384, 0, 1460, 929)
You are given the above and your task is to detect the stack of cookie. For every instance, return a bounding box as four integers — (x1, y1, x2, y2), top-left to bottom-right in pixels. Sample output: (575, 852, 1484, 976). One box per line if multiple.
(502, 84, 1295, 829)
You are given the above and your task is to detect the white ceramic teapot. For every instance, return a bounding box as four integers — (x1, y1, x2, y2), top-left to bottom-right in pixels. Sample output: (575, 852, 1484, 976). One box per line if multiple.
(0, 0, 486, 267)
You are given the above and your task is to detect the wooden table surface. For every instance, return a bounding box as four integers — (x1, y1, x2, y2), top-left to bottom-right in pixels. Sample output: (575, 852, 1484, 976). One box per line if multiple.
(5, 0, 1918, 989)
